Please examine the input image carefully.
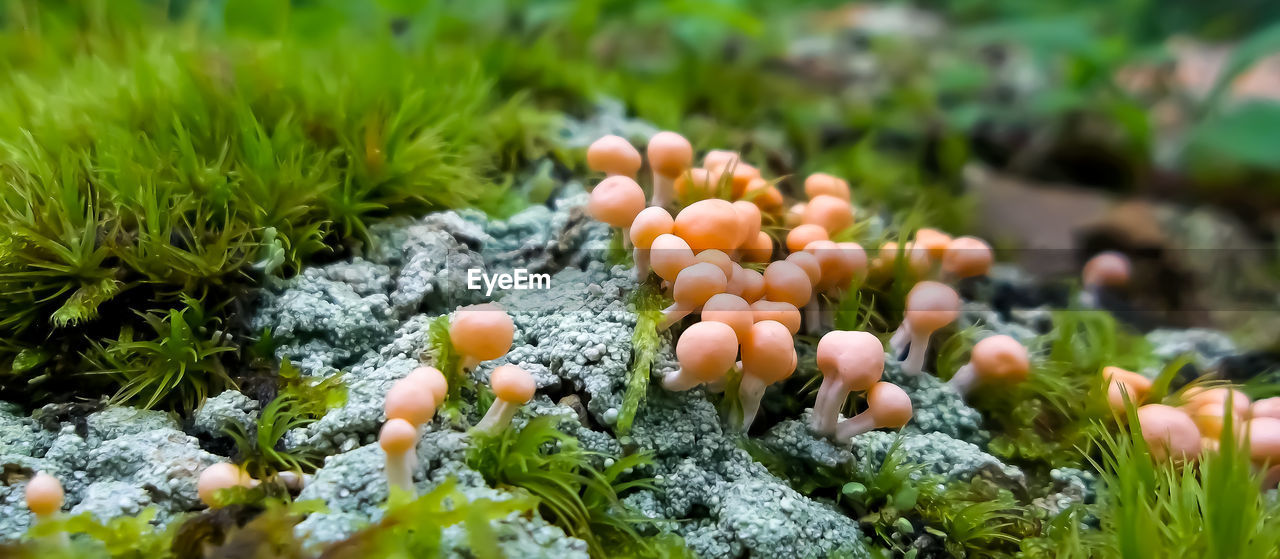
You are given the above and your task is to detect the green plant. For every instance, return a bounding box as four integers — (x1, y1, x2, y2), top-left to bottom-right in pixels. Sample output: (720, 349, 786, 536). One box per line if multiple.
(618, 285, 664, 435)
(224, 360, 347, 478)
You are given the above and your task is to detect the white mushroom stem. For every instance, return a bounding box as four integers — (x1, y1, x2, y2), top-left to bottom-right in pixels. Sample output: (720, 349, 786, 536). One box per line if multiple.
(1081, 287, 1101, 309)
(946, 364, 978, 396)
(633, 248, 651, 281)
(901, 329, 931, 375)
(385, 451, 414, 496)
(889, 321, 910, 356)
(835, 410, 878, 441)
(652, 175, 675, 208)
(810, 380, 849, 436)
(462, 356, 481, 372)
(621, 227, 633, 249)
(804, 294, 822, 335)
(662, 368, 704, 391)
(657, 303, 694, 331)
(475, 400, 522, 435)
(738, 374, 769, 431)
(705, 366, 734, 394)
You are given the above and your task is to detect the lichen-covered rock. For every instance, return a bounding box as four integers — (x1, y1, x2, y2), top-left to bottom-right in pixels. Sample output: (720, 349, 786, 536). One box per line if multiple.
(556, 97, 660, 148)
(70, 481, 153, 521)
(191, 390, 259, 438)
(1033, 467, 1098, 517)
(1147, 328, 1237, 368)
(0, 403, 53, 457)
(849, 431, 1024, 486)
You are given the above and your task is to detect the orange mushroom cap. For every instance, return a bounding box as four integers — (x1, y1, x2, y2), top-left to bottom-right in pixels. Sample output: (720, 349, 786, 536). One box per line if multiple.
(750, 300, 802, 335)
(732, 201, 763, 249)
(1251, 397, 1280, 420)
(25, 472, 64, 517)
(647, 131, 694, 179)
(866, 382, 913, 428)
(802, 195, 854, 235)
(630, 207, 675, 249)
(703, 149, 739, 170)
(672, 262, 728, 308)
(675, 321, 739, 383)
(836, 242, 869, 287)
(650, 233, 697, 282)
(763, 260, 813, 308)
(1136, 404, 1202, 462)
(914, 228, 951, 260)
(804, 240, 851, 292)
(727, 264, 766, 303)
(405, 366, 448, 405)
(1083, 251, 1131, 288)
(674, 168, 717, 202)
(1247, 417, 1280, 465)
(746, 180, 784, 212)
(711, 161, 760, 200)
(586, 135, 641, 177)
(450, 303, 515, 362)
(872, 241, 930, 279)
(490, 364, 537, 403)
(942, 236, 994, 279)
(1183, 386, 1251, 418)
(741, 320, 797, 384)
(786, 224, 830, 253)
(785, 251, 822, 287)
(970, 335, 1030, 384)
(379, 418, 419, 455)
(702, 293, 754, 342)
(804, 173, 850, 201)
(695, 249, 735, 279)
(741, 231, 775, 263)
(385, 381, 437, 426)
(197, 463, 250, 507)
(816, 330, 885, 390)
(903, 281, 960, 333)
(674, 199, 741, 252)
(588, 176, 647, 228)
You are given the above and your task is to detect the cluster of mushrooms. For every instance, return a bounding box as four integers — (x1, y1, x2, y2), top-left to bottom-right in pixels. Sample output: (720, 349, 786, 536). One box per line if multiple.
(584, 131, 1027, 440)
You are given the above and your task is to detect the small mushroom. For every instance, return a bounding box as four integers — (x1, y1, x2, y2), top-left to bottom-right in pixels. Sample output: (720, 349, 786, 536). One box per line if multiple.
(663, 321, 739, 391)
(914, 228, 951, 261)
(786, 223, 829, 253)
(784, 202, 807, 229)
(750, 299, 802, 335)
(701, 293, 754, 342)
(835, 382, 913, 442)
(25, 472, 64, 521)
(695, 249, 735, 279)
(588, 176, 647, 248)
(1182, 386, 1251, 418)
(1082, 251, 1130, 307)
(647, 131, 693, 208)
(895, 281, 960, 375)
(385, 378, 437, 428)
(674, 199, 742, 252)
(587, 135, 642, 178)
(673, 168, 717, 202)
(198, 463, 255, 508)
(805, 240, 868, 330)
(1136, 404, 1202, 462)
(659, 262, 728, 330)
(629, 206, 675, 281)
(1251, 397, 1280, 420)
(474, 365, 537, 434)
(1104, 366, 1154, 412)
(732, 201, 762, 253)
(703, 149, 739, 170)
(745, 178, 784, 213)
(785, 251, 823, 333)
(379, 418, 418, 495)
(812, 330, 884, 436)
(804, 173, 850, 201)
(404, 366, 448, 406)
(450, 303, 515, 371)
(1247, 417, 1280, 468)
(650, 233, 697, 283)
(941, 236, 993, 280)
(763, 260, 813, 309)
(740, 230, 775, 263)
(871, 241, 930, 282)
(726, 264, 765, 303)
(738, 320, 797, 430)
(802, 195, 854, 235)
(946, 335, 1030, 396)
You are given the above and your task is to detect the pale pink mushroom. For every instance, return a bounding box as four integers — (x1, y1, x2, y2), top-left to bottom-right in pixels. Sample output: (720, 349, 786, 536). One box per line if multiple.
(941, 236, 994, 280)
(785, 251, 824, 333)
(726, 264, 765, 303)
(914, 228, 952, 261)
(385, 378, 438, 427)
(786, 223, 829, 253)
(695, 249, 735, 279)
(703, 149, 739, 170)
(658, 262, 728, 330)
(663, 321, 739, 391)
(763, 260, 813, 309)
(588, 176, 647, 247)
(1247, 417, 1280, 468)
(947, 335, 1030, 396)
(587, 135, 642, 178)
(405, 366, 448, 404)
(475, 365, 537, 434)
(450, 303, 515, 371)
(738, 320, 797, 430)
(1104, 366, 1154, 412)
(835, 382, 914, 441)
(629, 206, 675, 281)
(674, 199, 741, 252)
(740, 230, 775, 263)
(750, 300, 802, 335)
(732, 201, 762, 253)
(1182, 386, 1251, 418)
(379, 418, 418, 495)
(812, 330, 885, 436)
(802, 195, 854, 235)
(1082, 251, 1131, 307)
(647, 131, 693, 208)
(701, 293, 754, 342)
(804, 173, 850, 201)
(1136, 404, 1202, 462)
(25, 472, 64, 520)
(649, 233, 697, 283)
(894, 281, 960, 374)
(1252, 397, 1280, 420)
(198, 463, 256, 507)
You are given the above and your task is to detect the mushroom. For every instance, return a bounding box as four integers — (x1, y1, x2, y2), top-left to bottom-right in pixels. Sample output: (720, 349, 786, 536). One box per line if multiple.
(379, 418, 418, 495)
(745, 178, 784, 213)
(763, 260, 813, 309)
(588, 176, 647, 248)
(1136, 404, 1202, 462)
(405, 366, 448, 404)
(673, 168, 717, 202)
(941, 236, 994, 280)
(738, 320, 797, 430)
(25, 472, 64, 521)
(804, 173, 850, 201)
(674, 199, 741, 252)
(750, 299, 802, 335)
(946, 335, 1030, 396)
(1247, 417, 1280, 468)
(663, 321, 739, 391)
(732, 201, 762, 254)
(450, 303, 515, 371)
(1104, 366, 1154, 412)
(198, 463, 255, 508)
(695, 249, 735, 279)
(835, 382, 914, 442)
(786, 223, 829, 253)
(1252, 397, 1280, 420)
(649, 233, 697, 284)
(586, 135, 642, 178)
(726, 264, 765, 303)
(385, 377, 438, 428)
(1182, 386, 1251, 418)
(895, 281, 960, 375)
(785, 251, 824, 333)
(914, 228, 951, 261)
(802, 195, 854, 235)
(703, 149, 739, 170)
(1082, 251, 1130, 307)
(805, 240, 868, 330)
(784, 203, 807, 229)
(647, 131, 693, 208)
(701, 293, 754, 342)
(658, 262, 728, 330)
(474, 365, 537, 434)
(741, 230, 774, 263)
(629, 206, 675, 281)
(812, 330, 885, 436)
(871, 241, 930, 282)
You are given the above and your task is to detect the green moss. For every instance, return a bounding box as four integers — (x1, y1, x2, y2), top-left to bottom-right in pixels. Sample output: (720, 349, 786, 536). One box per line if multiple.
(618, 285, 665, 436)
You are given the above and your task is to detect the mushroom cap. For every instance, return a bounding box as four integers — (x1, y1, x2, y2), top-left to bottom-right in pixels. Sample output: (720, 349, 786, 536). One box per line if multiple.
(914, 228, 952, 260)
(741, 320, 797, 384)
(732, 201, 763, 248)
(786, 223, 830, 253)
(941, 236, 993, 279)
(1252, 397, 1280, 420)
(804, 240, 851, 292)
(586, 135, 641, 177)
(747, 181, 784, 212)
(784, 251, 822, 286)
(674, 168, 717, 201)
(903, 281, 960, 333)
(1083, 251, 1131, 288)
(197, 463, 248, 507)
(1188, 401, 1237, 440)
(673, 262, 728, 308)
(867, 382, 913, 428)
(490, 364, 537, 403)
(804, 173, 850, 201)
(741, 231, 775, 263)
(695, 249, 735, 279)
(385, 381, 437, 426)
(750, 300, 802, 335)
(763, 260, 813, 308)
(816, 330, 885, 390)
(802, 195, 854, 235)
(379, 418, 419, 455)
(970, 335, 1030, 384)
(1136, 404, 1202, 462)
(674, 199, 741, 252)
(784, 203, 807, 229)
(650, 233, 697, 282)
(703, 149, 739, 170)
(450, 304, 515, 361)
(714, 162, 760, 200)
(675, 321, 739, 383)
(630, 207, 675, 249)
(1183, 386, 1251, 418)
(727, 264, 766, 303)
(588, 176, 647, 228)
(1247, 417, 1280, 464)
(702, 293, 754, 342)
(873, 241, 930, 279)
(835, 242, 869, 287)
(1104, 366, 1154, 394)
(647, 131, 694, 178)
(405, 366, 448, 404)
(25, 472, 63, 516)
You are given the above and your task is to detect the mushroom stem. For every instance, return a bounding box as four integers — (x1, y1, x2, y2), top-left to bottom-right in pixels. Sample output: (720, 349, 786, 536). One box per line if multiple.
(474, 400, 520, 435)
(385, 453, 414, 495)
(663, 368, 705, 391)
(657, 303, 693, 330)
(810, 381, 844, 435)
(834, 411, 878, 441)
(462, 355, 481, 372)
(621, 227, 633, 250)
(947, 364, 977, 395)
(889, 322, 910, 357)
(652, 175, 675, 208)
(804, 294, 822, 335)
(902, 329, 931, 375)
(633, 248, 651, 281)
(738, 373, 769, 431)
